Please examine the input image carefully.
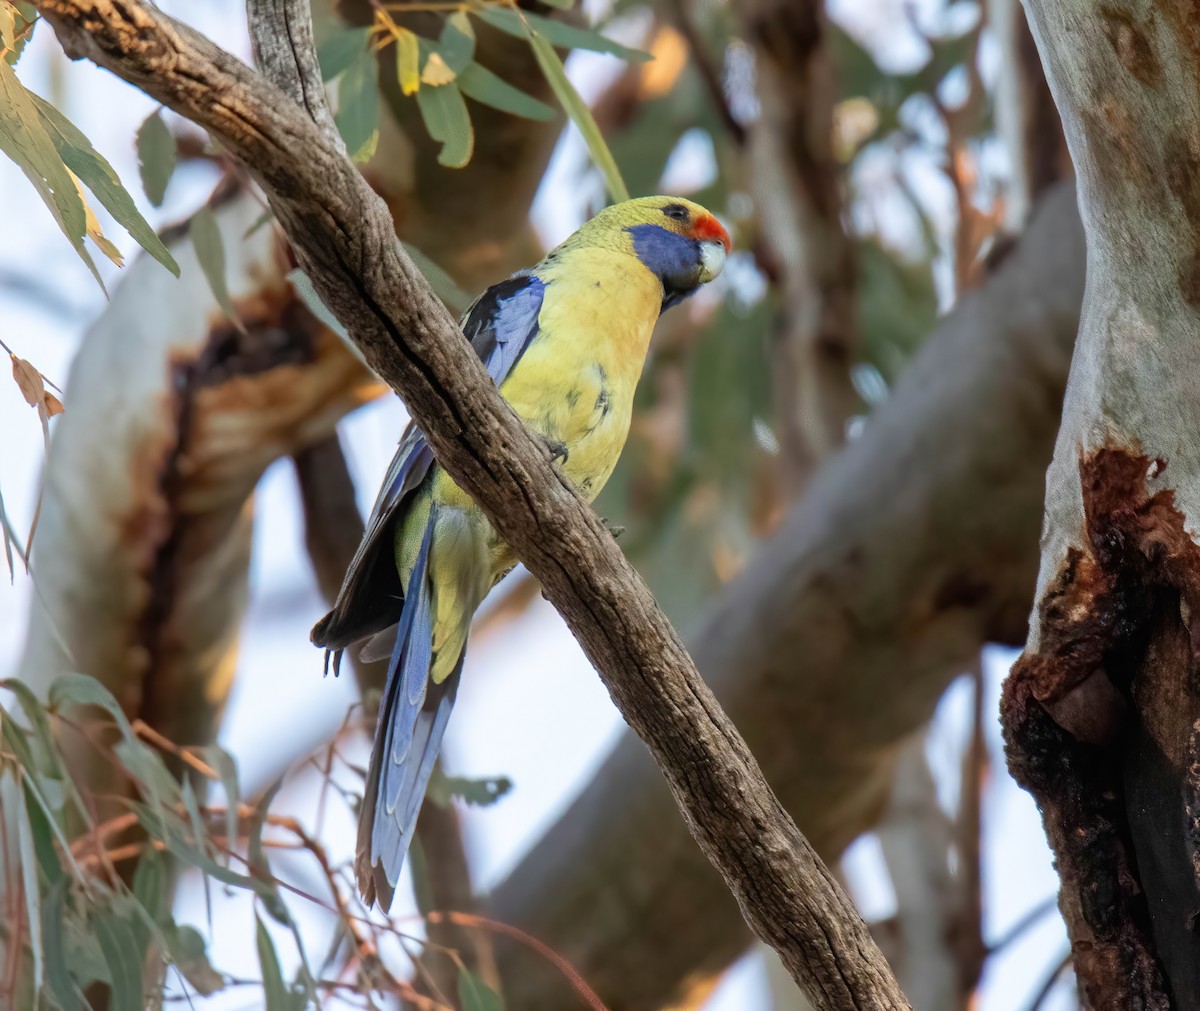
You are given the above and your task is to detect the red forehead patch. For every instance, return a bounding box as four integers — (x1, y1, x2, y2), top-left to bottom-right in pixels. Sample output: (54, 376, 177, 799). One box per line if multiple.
(692, 213, 732, 253)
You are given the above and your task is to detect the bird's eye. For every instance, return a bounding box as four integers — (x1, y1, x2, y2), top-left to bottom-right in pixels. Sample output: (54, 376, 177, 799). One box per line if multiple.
(662, 204, 690, 223)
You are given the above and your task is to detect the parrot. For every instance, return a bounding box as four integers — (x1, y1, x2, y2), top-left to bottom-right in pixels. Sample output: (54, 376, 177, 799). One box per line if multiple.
(311, 195, 731, 910)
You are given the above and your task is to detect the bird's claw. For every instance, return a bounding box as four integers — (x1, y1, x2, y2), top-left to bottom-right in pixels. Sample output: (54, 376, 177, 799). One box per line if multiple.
(543, 437, 570, 465)
(602, 517, 625, 540)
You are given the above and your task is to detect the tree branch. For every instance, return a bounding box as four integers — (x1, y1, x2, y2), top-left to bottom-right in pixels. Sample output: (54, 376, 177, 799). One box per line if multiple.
(34, 0, 907, 1005)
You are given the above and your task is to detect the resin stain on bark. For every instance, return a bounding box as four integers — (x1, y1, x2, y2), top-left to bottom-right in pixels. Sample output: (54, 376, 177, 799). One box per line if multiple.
(1004, 446, 1200, 1007)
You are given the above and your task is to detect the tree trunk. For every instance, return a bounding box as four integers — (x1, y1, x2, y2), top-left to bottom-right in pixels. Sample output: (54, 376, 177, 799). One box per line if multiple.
(487, 182, 1085, 1010)
(1002, 3, 1200, 1006)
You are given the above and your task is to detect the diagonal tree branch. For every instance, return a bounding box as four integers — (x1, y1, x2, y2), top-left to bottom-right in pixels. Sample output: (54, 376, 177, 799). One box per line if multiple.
(34, 0, 908, 1006)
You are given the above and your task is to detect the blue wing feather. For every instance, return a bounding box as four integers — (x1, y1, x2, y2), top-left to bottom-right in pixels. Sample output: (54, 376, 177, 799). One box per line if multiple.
(312, 273, 545, 653)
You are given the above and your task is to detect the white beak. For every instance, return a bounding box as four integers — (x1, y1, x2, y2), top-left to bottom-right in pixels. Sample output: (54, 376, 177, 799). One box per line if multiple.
(698, 240, 727, 283)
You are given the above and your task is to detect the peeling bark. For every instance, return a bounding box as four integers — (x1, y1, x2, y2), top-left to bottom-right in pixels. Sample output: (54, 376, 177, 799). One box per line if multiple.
(1001, 2, 1200, 1005)
(487, 183, 1085, 1010)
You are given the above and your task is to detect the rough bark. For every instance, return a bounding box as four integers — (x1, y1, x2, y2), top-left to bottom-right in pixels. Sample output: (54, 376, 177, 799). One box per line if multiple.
(1001, 2, 1200, 1007)
(742, 0, 858, 489)
(487, 182, 1086, 1009)
(34, 1, 908, 1005)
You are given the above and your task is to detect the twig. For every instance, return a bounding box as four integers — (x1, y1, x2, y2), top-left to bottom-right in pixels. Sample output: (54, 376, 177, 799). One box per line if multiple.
(1027, 949, 1072, 1011)
(34, 0, 908, 1004)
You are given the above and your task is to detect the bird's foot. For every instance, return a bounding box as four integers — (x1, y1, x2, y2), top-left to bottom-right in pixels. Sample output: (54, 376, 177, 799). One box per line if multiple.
(542, 436, 570, 466)
(601, 516, 625, 540)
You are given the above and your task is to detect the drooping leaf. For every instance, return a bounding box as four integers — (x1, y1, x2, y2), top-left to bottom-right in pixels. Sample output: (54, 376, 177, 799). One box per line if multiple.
(316, 25, 371, 81)
(48, 672, 135, 739)
(133, 849, 168, 924)
(457, 62, 554, 121)
(472, 6, 649, 62)
(256, 914, 291, 1011)
(94, 900, 145, 1011)
(415, 82, 474, 168)
(42, 879, 84, 1011)
(136, 110, 176, 207)
(0, 59, 96, 286)
(32, 93, 179, 277)
(71, 170, 124, 267)
(438, 12, 475, 74)
(334, 43, 379, 163)
(164, 924, 224, 996)
(0, 479, 21, 578)
(247, 777, 290, 927)
(190, 206, 244, 332)
(458, 966, 505, 1011)
(0, 5, 14, 51)
(2, 2, 35, 66)
(201, 745, 239, 865)
(11, 773, 43, 993)
(394, 26, 420, 96)
(181, 778, 213, 927)
(526, 29, 628, 201)
(425, 768, 513, 808)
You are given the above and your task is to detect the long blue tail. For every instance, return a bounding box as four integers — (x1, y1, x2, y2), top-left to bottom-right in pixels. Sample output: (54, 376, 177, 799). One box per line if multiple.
(356, 520, 462, 910)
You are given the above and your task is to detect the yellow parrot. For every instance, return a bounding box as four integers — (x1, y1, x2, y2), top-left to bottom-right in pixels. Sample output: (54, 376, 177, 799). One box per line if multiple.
(312, 196, 731, 908)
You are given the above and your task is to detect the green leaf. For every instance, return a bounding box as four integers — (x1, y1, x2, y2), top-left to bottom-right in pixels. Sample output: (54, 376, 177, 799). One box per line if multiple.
(49, 673, 134, 739)
(0, 59, 97, 287)
(335, 44, 379, 163)
(32, 93, 179, 277)
(202, 745, 239, 867)
(317, 25, 371, 81)
(180, 778, 213, 928)
(0, 5, 14, 50)
(11, 772, 43, 993)
(256, 914, 290, 1011)
(525, 28, 628, 201)
(415, 82, 474, 168)
(0, 478, 21, 579)
(438, 11, 476, 74)
(458, 966, 505, 1011)
(426, 768, 513, 808)
(3, 3, 37, 67)
(247, 777, 290, 926)
(133, 849, 168, 924)
(472, 6, 649, 62)
(42, 880, 84, 1011)
(457, 62, 554, 121)
(164, 924, 224, 996)
(190, 206, 244, 332)
(94, 901, 144, 1011)
(136, 110, 176, 207)
(536, 0, 575, 8)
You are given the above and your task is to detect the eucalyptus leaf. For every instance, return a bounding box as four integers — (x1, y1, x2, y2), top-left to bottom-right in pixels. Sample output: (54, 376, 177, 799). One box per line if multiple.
(438, 11, 476, 73)
(457, 62, 554, 121)
(415, 82, 474, 168)
(190, 206, 244, 333)
(526, 29, 628, 201)
(425, 768, 513, 808)
(11, 773, 43, 993)
(165, 924, 224, 997)
(0, 59, 97, 287)
(316, 25, 371, 81)
(472, 6, 649, 62)
(335, 44, 379, 163)
(395, 26, 420, 96)
(458, 966, 505, 1011)
(33, 93, 179, 276)
(136, 110, 176, 207)
(42, 880, 84, 1011)
(256, 914, 291, 1011)
(202, 745, 239, 866)
(95, 902, 145, 1011)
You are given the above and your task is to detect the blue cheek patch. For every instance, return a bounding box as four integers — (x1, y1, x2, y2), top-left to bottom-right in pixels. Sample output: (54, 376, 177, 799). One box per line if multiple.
(627, 223, 701, 283)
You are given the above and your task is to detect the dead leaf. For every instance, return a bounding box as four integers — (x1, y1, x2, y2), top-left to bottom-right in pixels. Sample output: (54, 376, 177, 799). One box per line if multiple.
(11, 353, 44, 407)
(43, 391, 64, 417)
(421, 52, 456, 87)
